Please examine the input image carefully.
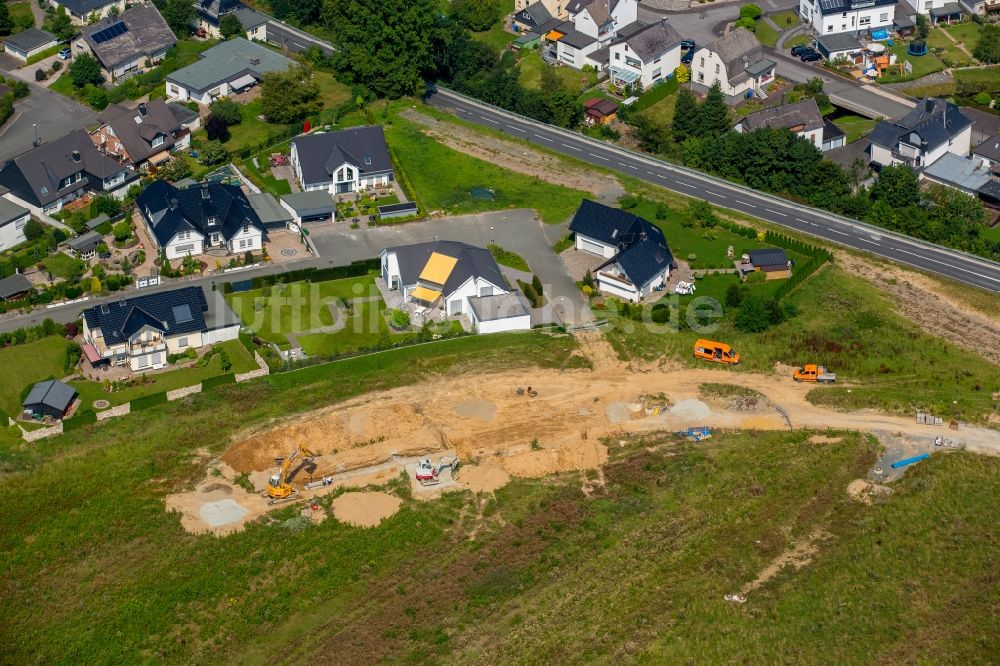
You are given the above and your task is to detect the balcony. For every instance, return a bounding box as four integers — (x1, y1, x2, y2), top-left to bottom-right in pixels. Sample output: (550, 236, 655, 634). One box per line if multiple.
(129, 340, 165, 356)
(891, 151, 920, 168)
(598, 269, 633, 287)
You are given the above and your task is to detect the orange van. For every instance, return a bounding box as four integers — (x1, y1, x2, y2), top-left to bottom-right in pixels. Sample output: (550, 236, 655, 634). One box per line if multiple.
(693, 339, 740, 365)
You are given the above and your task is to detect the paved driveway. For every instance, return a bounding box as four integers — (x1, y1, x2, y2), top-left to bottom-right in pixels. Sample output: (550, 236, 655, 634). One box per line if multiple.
(0, 81, 97, 161)
(309, 210, 594, 325)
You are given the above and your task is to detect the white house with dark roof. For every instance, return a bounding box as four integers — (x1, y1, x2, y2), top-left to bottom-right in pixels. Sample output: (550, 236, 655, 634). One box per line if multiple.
(290, 126, 394, 194)
(0, 198, 31, 251)
(798, 0, 896, 35)
(76, 3, 176, 82)
(0, 129, 138, 214)
(691, 28, 776, 102)
(379, 240, 531, 332)
(2, 28, 59, 62)
(867, 97, 972, 169)
(135, 179, 265, 260)
(80, 285, 239, 370)
(608, 19, 682, 89)
(569, 199, 674, 302)
(734, 98, 826, 150)
(165, 38, 294, 105)
(48, 0, 126, 24)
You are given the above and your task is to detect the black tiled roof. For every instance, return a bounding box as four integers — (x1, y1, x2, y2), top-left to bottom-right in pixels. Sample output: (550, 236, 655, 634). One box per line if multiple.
(570, 199, 674, 288)
(749, 248, 788, 268)
(136, 179, 264, 247)
(868, 98, 971, 153)
(0, 273, 33, 299)
(82, 286, 208, 346)
(22, 379, 76, 412)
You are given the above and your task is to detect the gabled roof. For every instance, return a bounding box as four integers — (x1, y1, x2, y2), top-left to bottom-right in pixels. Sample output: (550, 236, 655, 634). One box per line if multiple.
(96, 100, 181, 165)
(570, 199, 674, 288)
(584, 97, 618, 115)
(739, 98, 824, 134)
(232, 6, 269, 29)
(868, 97, 971, 153)
(972, 135, 1000, 162)
(383, 240, 507, 297)
(291, 126, 392, 186)
(166, 38, 294, 94)
(195, 0, 242, 24)
(81, 285, 208, 346)
(612, 19, 682, 62)
(702, 27, 763, 86)
(823, 118, 846, 142)
(515, 1, 554, 30)
(555, 22, 598, 49)
(22, 379, 76, 412)
(4, 28, 57, 53)
(749, 248, 788, 268)
(0, 273, 32, 299)
(136, 179, 264, 246)
(67, 230, 103, 252)
(0, 197, 29, 227)
(0, 129, 128, 207)
(81, 3, 176, 70)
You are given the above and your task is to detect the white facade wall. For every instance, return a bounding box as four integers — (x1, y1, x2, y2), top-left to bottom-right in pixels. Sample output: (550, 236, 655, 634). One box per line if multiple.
(0, 210, 31, 251)
(444, 277, 505, 317)
(204, 324, 240, 345)
(613, 0, 639, 28)
(51, 0, 127, 24)
(246, 24, 266, 41)
(164, 230, 206, 260)
(873, 125, 971, 168)
(906, 0, 952, 14)
(575, 233, 618, 259)
(381, 251, 402, 289)
(475, 313, 531, 334)
(799, 0, 894, 34)
(557, 40, 601, 69)
(609, 42, 682, 89)
(227, 226, 262, 254)
(691, 48, 755, 98)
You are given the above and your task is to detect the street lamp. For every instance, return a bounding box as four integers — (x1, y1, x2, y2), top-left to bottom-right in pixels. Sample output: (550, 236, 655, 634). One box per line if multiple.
(490, 226, 494, 244)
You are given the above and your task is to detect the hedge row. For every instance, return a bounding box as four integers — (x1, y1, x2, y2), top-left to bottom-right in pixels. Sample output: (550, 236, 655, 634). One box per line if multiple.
(130, 391, 167, 411)
(630, 78, 679, 113)
(26, 44, 64, 66)
(773, 252, 831, 300)
(63, 410, 97, 432)
(202, 373, 235, 390)
(223, 258, 380, 292)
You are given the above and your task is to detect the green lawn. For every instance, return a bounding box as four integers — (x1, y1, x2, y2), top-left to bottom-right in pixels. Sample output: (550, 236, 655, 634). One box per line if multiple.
(639, 92, 678, 126)
(605, 264, 1000, 422)
(953, 66, 1000, 91)
(8, 2, 34, 30)
(518, 51, 599, 92)
(832, 114, 878, 143)
(488, 243, 530, 271)
(48, 72, 75, 97)
(0, 336, 68, 417)
(39, 252, 85, 280)
(218, 100, 271, 152)
(878, 42, 945, 83)
(785, 33, 811, 49)
(769, 10, 800, 29)
(226, 276, 379, 346)
(944, 21, 981, 52)
(385, 115, 588, 224)
(754, 20, 780, 48)
(314, 70, 352, 108)
(469, 0, 517, 52)
(926, 27, 977, 67)
(69, 339, 257, 409)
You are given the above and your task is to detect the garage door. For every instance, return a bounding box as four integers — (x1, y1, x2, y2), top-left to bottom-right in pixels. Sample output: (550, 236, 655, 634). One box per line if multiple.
(580, 239, 605, 255)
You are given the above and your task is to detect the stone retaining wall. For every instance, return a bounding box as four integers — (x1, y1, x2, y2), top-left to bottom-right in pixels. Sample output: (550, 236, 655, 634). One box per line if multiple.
(167, 384, 203, 401)
(22, 423, 63, 442)
(236, 351, 270, 383)
(97, 403, 131, 420)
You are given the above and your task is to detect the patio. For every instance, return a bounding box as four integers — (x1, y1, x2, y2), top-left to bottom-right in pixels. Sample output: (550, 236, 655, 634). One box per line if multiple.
(374, 276, 472, 332)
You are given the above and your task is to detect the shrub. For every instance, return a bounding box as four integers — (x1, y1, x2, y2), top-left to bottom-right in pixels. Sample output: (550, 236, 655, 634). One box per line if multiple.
(739, 3, 763, 19)
(618, 194, 641, 209)
(34, 69, 47, 82)
(389, 308, 411, 329)
(51, 60, 61, 72)
(745, 271, 766, 284)
(975, 92, 992, 106)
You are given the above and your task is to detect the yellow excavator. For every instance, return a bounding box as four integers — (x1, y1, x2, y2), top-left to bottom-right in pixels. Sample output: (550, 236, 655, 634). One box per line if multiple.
(263, 446, 318, 505)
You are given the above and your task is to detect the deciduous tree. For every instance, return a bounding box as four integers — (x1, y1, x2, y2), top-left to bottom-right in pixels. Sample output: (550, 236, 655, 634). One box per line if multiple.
(260, 64, 321, 124)
(69, 54, 103, 88)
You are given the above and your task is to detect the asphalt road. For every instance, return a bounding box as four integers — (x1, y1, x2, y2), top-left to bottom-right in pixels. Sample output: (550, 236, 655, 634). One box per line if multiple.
(428, 88, 1000, 293)
(0, 81, 98, 162)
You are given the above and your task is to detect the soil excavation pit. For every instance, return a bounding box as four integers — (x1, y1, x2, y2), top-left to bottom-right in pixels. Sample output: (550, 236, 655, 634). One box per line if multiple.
(332, 492, 402, 527)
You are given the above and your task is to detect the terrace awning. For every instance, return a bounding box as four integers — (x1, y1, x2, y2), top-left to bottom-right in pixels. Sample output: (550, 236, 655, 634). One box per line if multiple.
(418, 252, 458, 285)
(148, 151, 171, 165)
(230, 73, 257, 89)
(409, 286, 442, 304)
(545, 29, 565, 41)
(609, 66, 640, 84)
(82, 343, 102, 364)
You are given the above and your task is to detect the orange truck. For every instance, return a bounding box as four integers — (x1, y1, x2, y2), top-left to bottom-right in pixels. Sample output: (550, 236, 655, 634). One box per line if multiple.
(793, 364, 836, 383)
(693, 339, 740, 365)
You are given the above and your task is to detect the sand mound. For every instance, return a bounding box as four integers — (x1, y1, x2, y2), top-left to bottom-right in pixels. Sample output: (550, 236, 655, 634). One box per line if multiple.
(669, 399, 712, 420)
(847, 478, 893, 504)
(461, 464, 510, 493)
(331, 492, 402, 527)
(453, 399, 497, 422)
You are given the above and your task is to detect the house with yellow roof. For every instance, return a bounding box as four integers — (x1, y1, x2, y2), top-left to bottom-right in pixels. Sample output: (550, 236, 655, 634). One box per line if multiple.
(379, 240, 532, 334)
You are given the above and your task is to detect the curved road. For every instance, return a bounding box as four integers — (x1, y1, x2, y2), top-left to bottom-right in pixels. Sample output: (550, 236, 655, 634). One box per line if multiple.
(427, 89, 1000, 293)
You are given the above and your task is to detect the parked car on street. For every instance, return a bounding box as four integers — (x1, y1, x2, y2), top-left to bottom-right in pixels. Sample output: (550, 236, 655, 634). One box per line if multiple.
(681, 40, 695, 50)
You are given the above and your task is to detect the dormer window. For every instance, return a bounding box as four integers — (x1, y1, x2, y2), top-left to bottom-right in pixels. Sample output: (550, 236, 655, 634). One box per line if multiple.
(201, 187, 210, 200)
(207, 216, 218, 226)
(151, 135, 164, 147)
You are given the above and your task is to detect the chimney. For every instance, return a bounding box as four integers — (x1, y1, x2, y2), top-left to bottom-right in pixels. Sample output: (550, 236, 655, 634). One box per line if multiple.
(138, 103, 147, 117)
(71, 149, 80, 163)
(169, 197, 178, 209)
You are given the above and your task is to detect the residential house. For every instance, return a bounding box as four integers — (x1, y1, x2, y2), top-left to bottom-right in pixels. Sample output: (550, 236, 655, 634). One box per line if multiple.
(798, 0, 896, 35)
(135, 179, 265, 260)
(278, 191, 336, 225)
(379, 240, 531, 332)
(867, 97, 972, 169)
(734, 98, 826, 151)
(905, 0, 964, 21)
(0, 198, 31, 251)
(971, 135, 1000, 167)
(742, 248, 791, 280)
(568, 0, 639, 47)
(515, 0, 570, 21)
(194, 0, 242, 37)
(91, 100, 189, 171)
(513, 2, 561, 34)
(584, 97, 618, 125)
(2, 28, 59, 63)
(231, 6, 269, 41)
(165, 38, 294, 104)
(822, 120, 847, 151)
(545, 23, 603, 69)
(66, 230, 104, 260)
(76, 3, 177, 82)
(0, 129, 138, 215)
(922, 152, 992, 195)
(0, 273, 33, 301)
(22, 380, 77, 419)
(959, 0, 1000, 16)
(690, 28, 776, 102)
(80, 285, 240, 370)
(568, 199, 674, 302)
(290, 126, 394, 194)
(608, 18, 682, 90)
(47, 0, 126, 24)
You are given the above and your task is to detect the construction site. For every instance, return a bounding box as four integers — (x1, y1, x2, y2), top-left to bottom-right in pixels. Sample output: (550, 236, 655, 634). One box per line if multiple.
(166, 335, 1000, 535)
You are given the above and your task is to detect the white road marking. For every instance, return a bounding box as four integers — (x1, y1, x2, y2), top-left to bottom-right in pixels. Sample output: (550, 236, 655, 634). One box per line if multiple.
(677, 182, 696, 189)
(561, 143, 581, 151)
(538, 135, 553, 141)
(734, 199, 755, 208)
(765, 208, 786, 216)
(826, 228, 848, 236)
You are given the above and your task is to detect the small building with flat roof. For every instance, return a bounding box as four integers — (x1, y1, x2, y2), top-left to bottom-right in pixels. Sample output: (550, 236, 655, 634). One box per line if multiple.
(279, 191, 336, 225)
(165, 38, 294, 105)
(3, 28, 59, 62)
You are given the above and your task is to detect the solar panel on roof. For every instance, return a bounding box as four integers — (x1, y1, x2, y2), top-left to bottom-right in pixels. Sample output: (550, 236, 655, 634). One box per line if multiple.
(91, 22, 129, 45)
(172, 304, 193, 324)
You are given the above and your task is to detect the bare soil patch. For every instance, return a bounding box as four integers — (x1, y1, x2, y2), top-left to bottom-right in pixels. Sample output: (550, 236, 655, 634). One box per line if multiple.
(741, 529, 828, 595)
(331, 492, 402, 527)
(401, 109, 625, 204)
(847, 478, 894, 504)
(835, 251, 1000, 365)
(809, 435, 844, 444)
(460, 463, 510, 493)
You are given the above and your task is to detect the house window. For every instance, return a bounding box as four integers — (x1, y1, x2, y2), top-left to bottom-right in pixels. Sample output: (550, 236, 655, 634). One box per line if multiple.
(924, 0, 931, 7)
(698, 72, 704, 82)
(699, 57, 705, 66)
(137, 355, 149, 368)
(827, 25, 833, 32)
(654, 57, 661, 64)
(652, 68, 662, 80)
(151, 135, 164, 147)
(880, 12, 888, 20)
(614, 52, 620, 60)
(178, 337, 188, 348)
(859, 16, 870, 25)
(715, 63, 720, 74)
(625, 56, 640, 67)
